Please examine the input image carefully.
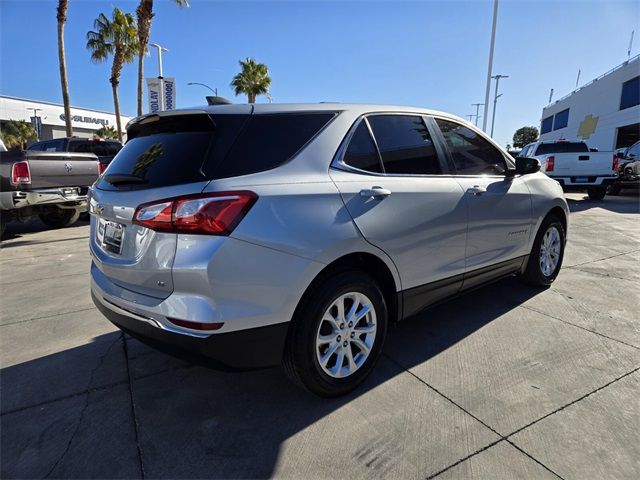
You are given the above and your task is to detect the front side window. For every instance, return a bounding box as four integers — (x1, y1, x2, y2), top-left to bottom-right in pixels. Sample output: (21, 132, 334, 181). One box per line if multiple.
(541, 116, 553, 134)
(435, 119, 507, 175)
(367, 115, 441, 175)
(342, 121, 382, 173)
(620, 76, 639, 110)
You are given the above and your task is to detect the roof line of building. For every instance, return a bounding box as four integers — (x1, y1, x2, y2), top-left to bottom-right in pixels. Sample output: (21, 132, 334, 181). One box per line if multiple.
(0, 94, 132, 117)
(545, 54, 639, 108)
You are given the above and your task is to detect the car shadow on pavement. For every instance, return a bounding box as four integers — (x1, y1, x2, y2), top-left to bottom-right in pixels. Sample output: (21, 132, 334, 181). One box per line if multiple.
(1, 277, 544, 479)
(566, 191, 639, 214)
(0, 218, 90, 244)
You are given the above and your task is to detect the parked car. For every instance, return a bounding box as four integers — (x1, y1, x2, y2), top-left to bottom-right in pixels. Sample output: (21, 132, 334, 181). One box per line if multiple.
(520, 140, 618, 200)
(89, 104, 569, 397)
(609, 141, 640, 195)
(27, 136, 122, 174)
(0, 149, 100, 237)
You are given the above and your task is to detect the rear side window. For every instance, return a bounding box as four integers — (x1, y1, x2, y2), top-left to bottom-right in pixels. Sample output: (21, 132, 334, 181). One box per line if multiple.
(534, 142, 589, 155)
(210, 113, 336, 179)
(435, 119, 507, 175)
(98, 112, 335, 190)
(342, 121, 382, 173)
(368, 115, 441, 174)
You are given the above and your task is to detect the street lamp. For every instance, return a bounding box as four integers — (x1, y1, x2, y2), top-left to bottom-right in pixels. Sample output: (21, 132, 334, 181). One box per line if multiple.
(188, 82, 218, 96)
(150, 43, 169, 78)
(472, 103, 484, 127)
(482, 0, 500, 132)
(490, 74, 509, 138)
(27, 108, 43, 140)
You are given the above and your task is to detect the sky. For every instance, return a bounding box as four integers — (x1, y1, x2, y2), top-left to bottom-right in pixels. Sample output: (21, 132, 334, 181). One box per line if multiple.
(1, 0, 638, 146)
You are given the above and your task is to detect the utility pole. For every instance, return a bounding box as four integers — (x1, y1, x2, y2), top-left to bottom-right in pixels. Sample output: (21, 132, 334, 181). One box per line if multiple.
(472, 103, 484, 127)
(482, 0, 499, 132)
(490, 74, 508, 138)
(466, 114, 474, 122)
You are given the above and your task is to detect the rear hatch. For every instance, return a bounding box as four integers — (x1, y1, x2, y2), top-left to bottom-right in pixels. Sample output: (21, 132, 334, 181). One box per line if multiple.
(90, 109, 337, 299)
(23, 151, 99, 189)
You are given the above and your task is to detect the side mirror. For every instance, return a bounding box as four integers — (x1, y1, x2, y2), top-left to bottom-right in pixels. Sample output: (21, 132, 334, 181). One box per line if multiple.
(514, 156, 541, 175)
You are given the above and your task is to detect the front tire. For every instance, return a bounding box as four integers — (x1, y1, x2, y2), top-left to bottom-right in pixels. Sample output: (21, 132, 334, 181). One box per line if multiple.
(587, 186, 607, 201)
(521, 214, 565, 287)
(283, 270, 388, 397)
(39, 208, 80, 229)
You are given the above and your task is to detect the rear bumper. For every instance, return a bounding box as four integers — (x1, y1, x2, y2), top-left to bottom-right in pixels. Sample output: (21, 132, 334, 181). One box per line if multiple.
(552, 176, 616, 190)
(92, 290, 289, 369)
(0, 188, 87, 211)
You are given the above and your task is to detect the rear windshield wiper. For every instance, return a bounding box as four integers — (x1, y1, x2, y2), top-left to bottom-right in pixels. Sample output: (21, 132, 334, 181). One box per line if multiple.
(103, 173, 148, 186)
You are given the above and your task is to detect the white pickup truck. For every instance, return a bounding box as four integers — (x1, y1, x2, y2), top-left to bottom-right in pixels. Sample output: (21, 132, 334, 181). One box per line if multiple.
(520, 140, 618, 200)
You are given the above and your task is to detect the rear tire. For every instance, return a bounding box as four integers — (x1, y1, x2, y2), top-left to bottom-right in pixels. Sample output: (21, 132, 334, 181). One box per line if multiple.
(521, 214, 565, 287)
(608, 185, 621, 196)
(39, 208, 80, 229)
(0, 213, 6, 240)
(283, 270, 388, 397)
(587, 186, 607, 201)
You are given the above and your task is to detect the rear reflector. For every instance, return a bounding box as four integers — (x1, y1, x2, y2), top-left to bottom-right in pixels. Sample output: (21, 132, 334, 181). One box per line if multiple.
(133, 191, 258, 235)
(546, 156, 555, 172)
(167, 317, 224, 331)
(11, 161, 31, 185)
(613, 154, 619, 173)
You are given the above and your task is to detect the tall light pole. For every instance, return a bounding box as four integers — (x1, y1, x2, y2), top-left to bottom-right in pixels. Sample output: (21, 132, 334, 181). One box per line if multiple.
(188, 82, 217, 96)
(150, 43, 168, 78)
(490, 74, 508, 138)
(482, 0, 499, 132)
(472, 103, 484, 127)
(27, 108, 43, 140)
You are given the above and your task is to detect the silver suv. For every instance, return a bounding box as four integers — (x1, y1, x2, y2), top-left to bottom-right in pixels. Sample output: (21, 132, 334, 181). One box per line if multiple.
(90, 104, 569, 396)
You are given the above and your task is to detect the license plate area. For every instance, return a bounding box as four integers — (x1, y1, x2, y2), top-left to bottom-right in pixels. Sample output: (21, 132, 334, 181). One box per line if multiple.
(62, 187, 80, 197)
(99, 220, 125, 254)
(575, 177, 589, 183)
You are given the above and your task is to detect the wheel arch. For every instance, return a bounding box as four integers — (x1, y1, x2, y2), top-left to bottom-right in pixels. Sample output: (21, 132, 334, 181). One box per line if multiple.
(294, 252, 402, 325)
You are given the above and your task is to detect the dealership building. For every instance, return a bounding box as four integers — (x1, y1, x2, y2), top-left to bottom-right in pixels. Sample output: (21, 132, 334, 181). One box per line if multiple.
(0, 95, 132, 143)
(539, 55, 639, 150)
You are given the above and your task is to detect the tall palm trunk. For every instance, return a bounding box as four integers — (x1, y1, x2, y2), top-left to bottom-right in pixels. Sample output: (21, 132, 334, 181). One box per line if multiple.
(111, 81, 123, 143)
(136, 0, 153, 116)
(57, 0, 73, 137)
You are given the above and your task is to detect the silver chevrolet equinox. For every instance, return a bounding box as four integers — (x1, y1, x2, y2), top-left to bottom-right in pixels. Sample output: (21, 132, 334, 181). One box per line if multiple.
(90, 104, 569, 397)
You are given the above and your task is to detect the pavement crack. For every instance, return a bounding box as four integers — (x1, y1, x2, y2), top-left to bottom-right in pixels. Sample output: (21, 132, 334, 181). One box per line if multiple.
(43, 335, 120, 478)
(521, 305, 640, 350)
(122, 333, 147, 479)
(564, 249, 640, 269)
(506, 367, 640, 439)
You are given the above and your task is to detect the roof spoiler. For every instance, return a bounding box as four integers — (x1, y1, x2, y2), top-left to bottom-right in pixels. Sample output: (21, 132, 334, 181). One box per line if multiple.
(206, 96, 233, 106)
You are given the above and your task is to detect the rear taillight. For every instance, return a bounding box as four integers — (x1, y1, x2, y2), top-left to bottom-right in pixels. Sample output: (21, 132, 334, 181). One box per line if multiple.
(546, 156, 555, 172)
(613, 154, 619, 173)
(133, 191, 258, 235)
(11, 161, 31, 185)
(98, 162, 108, 176)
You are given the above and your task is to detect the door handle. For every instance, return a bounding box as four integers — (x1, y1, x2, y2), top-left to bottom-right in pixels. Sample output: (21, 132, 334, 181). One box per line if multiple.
(467, 185, 487, 196)
(360, 187, 391, 199)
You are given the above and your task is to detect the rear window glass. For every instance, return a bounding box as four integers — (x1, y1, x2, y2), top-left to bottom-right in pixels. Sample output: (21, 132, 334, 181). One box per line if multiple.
(534, 142, 588, 155)
(69, 141, 122, 156)
(98, 112, 335, 190)
(208, 113, 336, 179)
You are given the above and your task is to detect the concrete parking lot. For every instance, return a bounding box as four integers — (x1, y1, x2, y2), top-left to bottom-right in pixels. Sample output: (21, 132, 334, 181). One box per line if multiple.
(1, 193, 638, 479)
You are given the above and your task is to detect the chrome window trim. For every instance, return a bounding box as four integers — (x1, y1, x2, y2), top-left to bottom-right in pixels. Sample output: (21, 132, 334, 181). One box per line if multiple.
(331, 112, 455, 178)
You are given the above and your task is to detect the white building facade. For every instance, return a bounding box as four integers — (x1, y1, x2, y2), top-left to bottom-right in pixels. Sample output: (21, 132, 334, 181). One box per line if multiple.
(539, 55, 639, 150)
(0, 95, 132, 142)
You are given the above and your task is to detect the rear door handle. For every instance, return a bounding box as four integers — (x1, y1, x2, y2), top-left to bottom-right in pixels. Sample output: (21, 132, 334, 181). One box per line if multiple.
(467, 185, 487, 196)
(360, 186, 391, 199)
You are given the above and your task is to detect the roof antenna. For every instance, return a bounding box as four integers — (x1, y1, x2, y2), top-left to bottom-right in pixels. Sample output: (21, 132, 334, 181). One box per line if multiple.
(628, 30, 635, 59)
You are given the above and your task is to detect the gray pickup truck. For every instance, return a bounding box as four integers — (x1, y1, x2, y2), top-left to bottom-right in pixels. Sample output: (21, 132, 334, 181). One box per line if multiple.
(0, 150, 99, 237)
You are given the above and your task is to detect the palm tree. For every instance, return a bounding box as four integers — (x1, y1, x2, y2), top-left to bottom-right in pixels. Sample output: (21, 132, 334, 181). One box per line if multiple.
(135, 0, 189, 116)
(231, 58, 272, 104)
(94, 125, 118, 139)
(87, 8, 138, 143)
(1, 120, 38, 150)
(57, 0, 73, 137)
